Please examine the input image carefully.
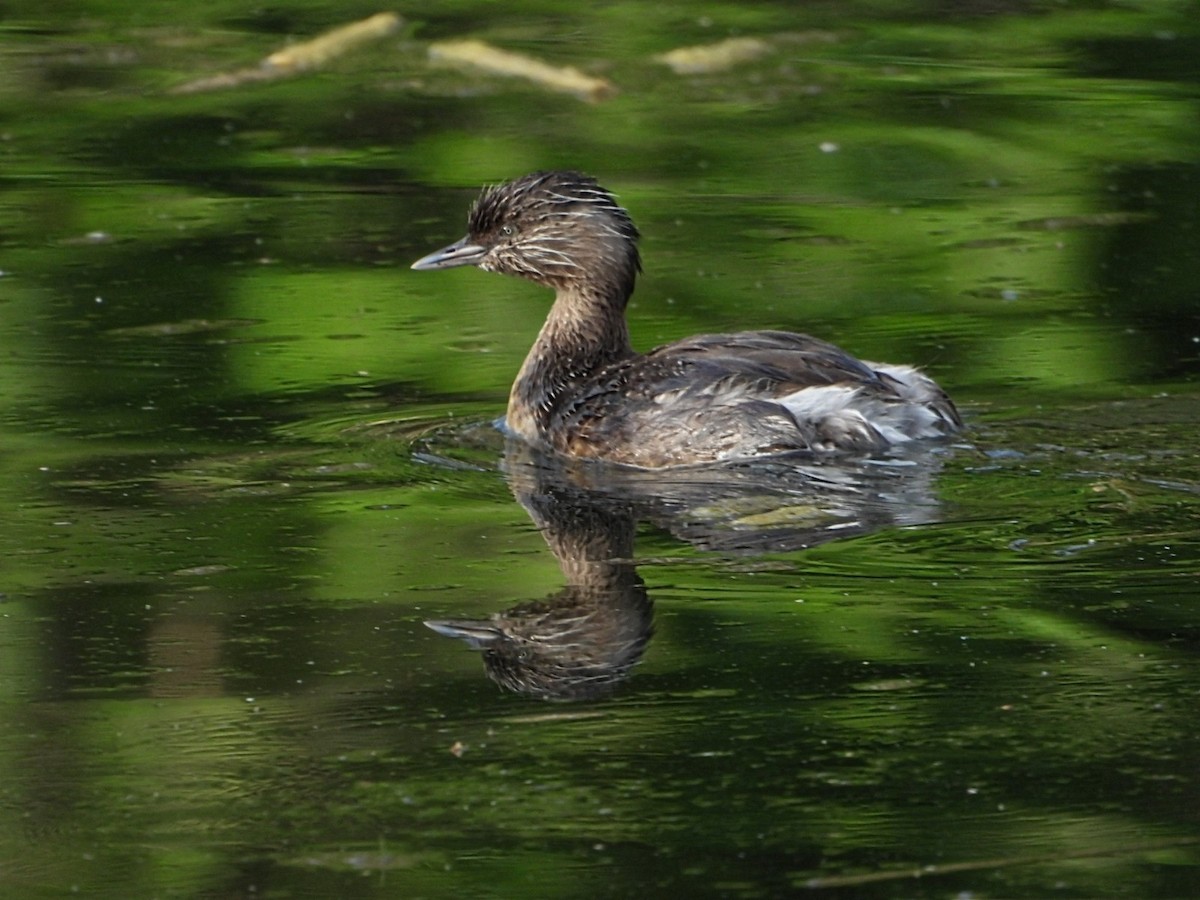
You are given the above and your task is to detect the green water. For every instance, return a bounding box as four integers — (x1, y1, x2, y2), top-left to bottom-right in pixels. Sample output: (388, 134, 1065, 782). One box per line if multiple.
(1, 2, 1198, 897)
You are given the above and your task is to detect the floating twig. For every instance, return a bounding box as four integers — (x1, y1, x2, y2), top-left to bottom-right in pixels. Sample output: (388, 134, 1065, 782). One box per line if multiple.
(654, 37, 772, 75)
(428, 39, 616, 103)
(171, 11, 402, 94)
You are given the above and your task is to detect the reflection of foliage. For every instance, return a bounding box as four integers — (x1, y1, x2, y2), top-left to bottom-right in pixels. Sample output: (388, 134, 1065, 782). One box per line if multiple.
(0, 0, 1190, 552)
(1, 1, 1195, 417)
(0, 2, 1198, 897)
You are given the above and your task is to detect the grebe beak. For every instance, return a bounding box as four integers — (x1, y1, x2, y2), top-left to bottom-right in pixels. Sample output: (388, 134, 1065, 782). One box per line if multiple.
(411, 235, 488, 271)
(425, 619, 501, 649)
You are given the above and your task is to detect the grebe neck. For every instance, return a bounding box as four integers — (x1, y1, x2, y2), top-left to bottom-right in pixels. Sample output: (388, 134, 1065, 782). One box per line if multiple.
(507, 284, 634, 441)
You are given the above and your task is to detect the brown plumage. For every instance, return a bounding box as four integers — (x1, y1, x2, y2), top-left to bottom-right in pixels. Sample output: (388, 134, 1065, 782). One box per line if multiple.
(412, 171, 961, 467)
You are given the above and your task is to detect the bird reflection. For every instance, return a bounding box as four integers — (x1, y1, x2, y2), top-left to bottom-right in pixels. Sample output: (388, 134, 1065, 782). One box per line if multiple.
(426, 447, 652, 701)
(427, 440, 952, 700)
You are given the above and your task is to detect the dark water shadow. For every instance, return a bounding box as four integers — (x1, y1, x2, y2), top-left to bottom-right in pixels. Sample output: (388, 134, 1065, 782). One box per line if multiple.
(427, 439, 956, 700)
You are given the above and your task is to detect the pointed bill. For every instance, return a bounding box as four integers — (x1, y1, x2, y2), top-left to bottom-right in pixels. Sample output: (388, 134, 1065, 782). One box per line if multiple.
(411, 235, 487, 270)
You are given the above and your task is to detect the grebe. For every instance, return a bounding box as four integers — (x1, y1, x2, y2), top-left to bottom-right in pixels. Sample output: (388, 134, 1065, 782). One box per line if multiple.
(412, 171, 959, 468)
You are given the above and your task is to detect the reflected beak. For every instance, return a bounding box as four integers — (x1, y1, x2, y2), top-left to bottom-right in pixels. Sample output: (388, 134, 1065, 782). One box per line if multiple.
(411, 235, 488, 271)
(425, 619, 501, 650)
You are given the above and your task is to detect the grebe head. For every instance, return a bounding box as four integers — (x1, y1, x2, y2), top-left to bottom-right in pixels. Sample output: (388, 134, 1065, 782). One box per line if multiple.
(412, 171, 641, 298)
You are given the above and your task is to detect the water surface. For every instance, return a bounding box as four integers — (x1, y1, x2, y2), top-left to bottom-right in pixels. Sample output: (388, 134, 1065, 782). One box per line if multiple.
(1, 2, 1198, 897)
